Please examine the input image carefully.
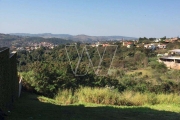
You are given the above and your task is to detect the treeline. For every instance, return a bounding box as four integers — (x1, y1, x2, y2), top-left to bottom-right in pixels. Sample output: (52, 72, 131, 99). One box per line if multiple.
(23, 37, 73, 44)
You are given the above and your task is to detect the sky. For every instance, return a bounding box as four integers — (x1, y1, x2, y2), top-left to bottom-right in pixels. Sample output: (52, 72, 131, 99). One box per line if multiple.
(0, 0, 180, 38)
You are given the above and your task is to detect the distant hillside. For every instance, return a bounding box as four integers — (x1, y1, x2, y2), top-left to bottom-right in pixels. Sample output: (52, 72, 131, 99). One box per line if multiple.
(0, 33, 73, 47)
(10, 33, 137, 42)
(0, 33, 23, 47)
(24, 37, 74, 44)
(10, 33, 72, 39)
(0, 33, 21, 40)
(68, 34, 137, 42)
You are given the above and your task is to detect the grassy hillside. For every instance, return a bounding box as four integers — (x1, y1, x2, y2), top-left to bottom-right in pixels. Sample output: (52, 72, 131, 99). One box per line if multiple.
(7, 92, 180, 120)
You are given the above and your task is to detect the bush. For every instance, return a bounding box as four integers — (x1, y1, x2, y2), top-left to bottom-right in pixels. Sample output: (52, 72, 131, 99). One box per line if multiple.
(149, 61, 167, 73)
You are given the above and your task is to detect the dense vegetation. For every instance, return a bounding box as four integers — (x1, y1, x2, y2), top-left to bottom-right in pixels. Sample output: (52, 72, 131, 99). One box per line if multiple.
(17, 42, 180, 100)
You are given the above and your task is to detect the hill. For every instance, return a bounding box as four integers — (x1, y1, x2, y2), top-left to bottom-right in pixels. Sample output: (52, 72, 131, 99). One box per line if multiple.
(10, 33, 137, 42)
(0, 33, 73, 47)
(10, 33, 72, 39)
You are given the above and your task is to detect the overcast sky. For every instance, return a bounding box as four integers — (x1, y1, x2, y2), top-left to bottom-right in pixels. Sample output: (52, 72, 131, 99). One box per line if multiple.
(0, 0, 180, 38)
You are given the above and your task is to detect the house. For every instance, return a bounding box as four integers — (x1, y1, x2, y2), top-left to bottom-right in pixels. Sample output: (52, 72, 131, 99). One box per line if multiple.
(102, 44, 109, 47)
(154, 38, 161, 42)
(165, 37, 178, 43)
(91, 42, 101, 47)
(123, 41, 133, 46)
(159, 49, 180, 69)
(123, 41, 134, 48)
(157, 44, 166, 49)
(159, 56, 180, 69)
(144, 44, 156, 50)
(95, 42, 100, 47)
(165, 39, 171, 43)
(91, 44, 96, 47)
(127, 44, 134, 48)
(168, 49, 180, 56)
(171, 37, 178, 42)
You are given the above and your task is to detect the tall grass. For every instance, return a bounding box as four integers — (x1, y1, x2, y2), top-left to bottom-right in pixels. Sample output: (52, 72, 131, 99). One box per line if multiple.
(55, 87, 180, 106)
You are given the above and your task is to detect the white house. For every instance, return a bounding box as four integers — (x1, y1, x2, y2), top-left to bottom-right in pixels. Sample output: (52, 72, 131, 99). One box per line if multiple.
(154, 38, 161, 42)
(144, 44, 156, 50)
(158, 44, 166, 49)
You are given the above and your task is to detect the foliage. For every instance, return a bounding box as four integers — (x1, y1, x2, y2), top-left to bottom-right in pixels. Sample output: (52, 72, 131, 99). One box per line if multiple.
(149, 61, 167, 73)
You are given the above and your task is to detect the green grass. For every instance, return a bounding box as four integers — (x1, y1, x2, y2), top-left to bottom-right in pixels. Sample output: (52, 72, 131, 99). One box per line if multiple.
(7, 92, 180, 120)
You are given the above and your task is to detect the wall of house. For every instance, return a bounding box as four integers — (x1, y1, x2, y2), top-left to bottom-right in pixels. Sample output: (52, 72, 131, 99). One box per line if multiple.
(0, 47, 19, 111)
(159, 59, 180, 69)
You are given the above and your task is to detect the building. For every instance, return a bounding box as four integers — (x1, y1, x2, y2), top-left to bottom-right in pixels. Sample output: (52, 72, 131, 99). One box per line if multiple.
(127, 44, 134, 48)
(165, 37, 179, 43)
(123, 41, 133, 46)
(123, 41, 134, 48)
(91, 42, 110, 47)
(154, 38, 161, 42)
(159, 49, 180, 69)
(157, 44, 166, 49)
(102, 43, 109, 47)
(144, 44, 156, 50)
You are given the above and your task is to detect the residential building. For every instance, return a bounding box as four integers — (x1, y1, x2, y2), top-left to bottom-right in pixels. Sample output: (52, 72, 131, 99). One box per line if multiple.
(144, 44, 156, 50)
(157, 44, 166, 49)
(159, 49, 180, 69)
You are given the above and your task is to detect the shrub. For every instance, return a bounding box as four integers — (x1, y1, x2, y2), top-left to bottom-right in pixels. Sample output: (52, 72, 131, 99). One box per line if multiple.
(149, 61, 167, 73)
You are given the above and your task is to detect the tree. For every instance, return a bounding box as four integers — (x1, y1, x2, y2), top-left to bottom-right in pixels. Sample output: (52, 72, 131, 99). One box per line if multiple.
(161, 36, 166, 40)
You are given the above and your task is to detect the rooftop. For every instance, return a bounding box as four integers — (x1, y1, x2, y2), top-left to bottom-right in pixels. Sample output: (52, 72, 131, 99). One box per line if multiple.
(169, 49, 180, 53)
(160, 56, 180, 60)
